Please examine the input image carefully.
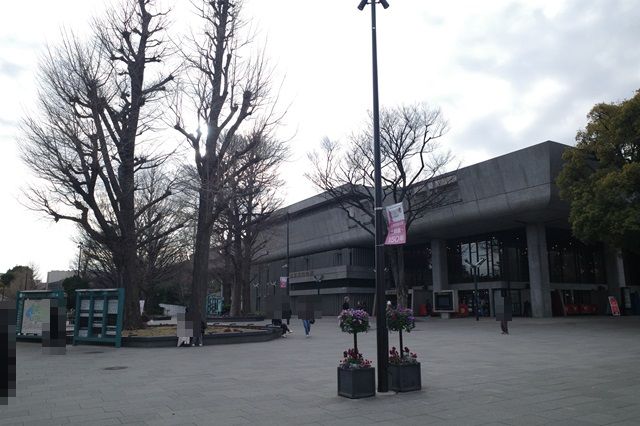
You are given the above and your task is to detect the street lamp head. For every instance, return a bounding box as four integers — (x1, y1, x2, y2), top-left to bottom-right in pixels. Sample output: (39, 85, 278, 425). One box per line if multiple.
(358, 0, 390, 10)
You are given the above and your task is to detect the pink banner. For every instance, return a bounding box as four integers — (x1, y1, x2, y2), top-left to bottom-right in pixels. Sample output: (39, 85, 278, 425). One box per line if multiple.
(385, 203, 406, 245)
(279, 277, 288, 288)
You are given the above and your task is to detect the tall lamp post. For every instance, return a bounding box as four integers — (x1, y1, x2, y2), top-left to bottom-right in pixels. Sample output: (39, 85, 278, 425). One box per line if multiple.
(357, 0, 390, 393)
(465, 258, 486, 321)
(77, 243, 84, 277)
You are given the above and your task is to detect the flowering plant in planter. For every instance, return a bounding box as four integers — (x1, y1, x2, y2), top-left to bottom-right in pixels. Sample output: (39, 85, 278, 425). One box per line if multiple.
(386, 306, 415, 333)
(339, 309, 370, 334)
(339, 348, 372, 369)
(389, 346, 418, 365)
(338, 309, 370, 366)
(386, 306, 417, 362)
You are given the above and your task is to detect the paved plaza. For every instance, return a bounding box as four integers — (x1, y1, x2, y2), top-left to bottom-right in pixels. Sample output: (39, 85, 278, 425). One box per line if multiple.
(3, 316, 640, 426)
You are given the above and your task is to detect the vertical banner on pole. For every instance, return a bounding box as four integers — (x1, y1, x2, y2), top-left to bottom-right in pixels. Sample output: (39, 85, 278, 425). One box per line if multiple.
(384, 202, 406, 245)
(279, 277, 288, 289)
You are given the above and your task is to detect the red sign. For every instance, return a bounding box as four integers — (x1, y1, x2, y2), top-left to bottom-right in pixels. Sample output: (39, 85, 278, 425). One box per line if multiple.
(385, 203, 406, 245)
(608, 296, 620, 316)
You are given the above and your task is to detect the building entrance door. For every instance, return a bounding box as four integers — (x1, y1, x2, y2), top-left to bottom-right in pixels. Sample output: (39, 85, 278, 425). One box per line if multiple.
(459, 289, 490, 317)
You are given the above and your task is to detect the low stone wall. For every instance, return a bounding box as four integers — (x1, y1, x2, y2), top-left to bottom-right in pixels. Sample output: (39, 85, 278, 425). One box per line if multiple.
(122, 326, 280, 348)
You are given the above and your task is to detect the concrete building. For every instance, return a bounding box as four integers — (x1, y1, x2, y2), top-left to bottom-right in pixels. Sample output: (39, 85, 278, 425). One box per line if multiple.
(45, 270, 76, 290)
(251, 141, 640, 317)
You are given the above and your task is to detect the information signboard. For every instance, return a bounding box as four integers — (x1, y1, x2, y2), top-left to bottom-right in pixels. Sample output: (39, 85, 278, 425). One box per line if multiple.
(73, 288, 124, 347)
(16, 291, 66, 339)
(433, 290, 457, 313)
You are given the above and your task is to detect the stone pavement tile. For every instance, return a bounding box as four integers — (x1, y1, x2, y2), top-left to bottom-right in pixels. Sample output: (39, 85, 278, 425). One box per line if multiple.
(118, 413, 163, 424)
(195, 416, 250, 426)
(606, 421, 640, 426)
(319, 416, 375, 426)
(541, 420, 599, 426)
(157, 408, 212, 419)
(496, 414, 555, 426)
(0, 410, 29, 420)
(19, 418, 69, 426)
(574, 412, 621, 425)
(67, 417, 122, 426)
(144, 420, 198, 426)
(66, 410, 125, 424)
(374, 414, 450, 425)
(536, 407, 589, 421)
(363, 410, 402, 422)
(20, 419, 70, 426)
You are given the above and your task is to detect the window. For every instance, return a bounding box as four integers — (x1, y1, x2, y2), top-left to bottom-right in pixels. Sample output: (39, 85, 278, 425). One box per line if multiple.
(447, 229, 528, 283)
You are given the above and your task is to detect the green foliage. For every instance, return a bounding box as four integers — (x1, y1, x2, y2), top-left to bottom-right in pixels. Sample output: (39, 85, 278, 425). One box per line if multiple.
(557, 90, 640, 254)
(62, 276, 89, 310)
(1, 272, 14, 287)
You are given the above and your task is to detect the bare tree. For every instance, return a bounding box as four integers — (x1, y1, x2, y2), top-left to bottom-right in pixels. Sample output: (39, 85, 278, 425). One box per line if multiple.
(75, 167, 191, 308)
(306, 103, 453, 307)
(20, 0, 175, 328)
(217, 133, 288, 315)
(173, 0, 280, 331)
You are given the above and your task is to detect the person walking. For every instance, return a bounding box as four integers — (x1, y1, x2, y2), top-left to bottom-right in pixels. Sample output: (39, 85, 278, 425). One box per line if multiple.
(283, 307, 292, 325)
(500, 318, 509, 335)
(302, 318, 312, 337)
(342, 296, 350, 311)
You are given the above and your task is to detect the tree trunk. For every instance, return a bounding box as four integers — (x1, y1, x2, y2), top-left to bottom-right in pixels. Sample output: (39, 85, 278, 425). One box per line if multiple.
(122, 247, 141, 329)
(190, 189, 213, 339)
(241, 276, 251, 314)
(230, 271, 241, 316)
(230, 228, 243, 316)
(390, 246, 408, 308)
(241, 237, 253, 315)
(113, 239, 140, 330)
(397, 246, 407, 308)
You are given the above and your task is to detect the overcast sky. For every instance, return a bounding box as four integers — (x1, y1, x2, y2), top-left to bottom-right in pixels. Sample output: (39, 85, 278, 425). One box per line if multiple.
(0, 0, 638, 278)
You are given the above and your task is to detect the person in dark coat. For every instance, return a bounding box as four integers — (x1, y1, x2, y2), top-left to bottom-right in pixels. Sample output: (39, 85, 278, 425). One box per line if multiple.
(283, 307, 292, 325)
(342, 296, 350, 311)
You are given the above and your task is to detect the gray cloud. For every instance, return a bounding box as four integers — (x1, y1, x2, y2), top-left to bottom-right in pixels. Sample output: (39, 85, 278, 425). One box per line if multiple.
(0, 59, 26, 78)
(0, 117, 17, 127)
(452, 0, 640, 155)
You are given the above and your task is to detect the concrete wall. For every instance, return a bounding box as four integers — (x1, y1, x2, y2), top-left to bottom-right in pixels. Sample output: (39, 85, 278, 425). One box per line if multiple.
(259, 141, 569, 265)
(249, 141, 583, 317)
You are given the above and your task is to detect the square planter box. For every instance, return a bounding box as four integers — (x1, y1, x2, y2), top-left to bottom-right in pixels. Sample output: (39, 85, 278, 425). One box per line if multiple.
(337, 367, 376, 399)
(388, 362, 421, 392)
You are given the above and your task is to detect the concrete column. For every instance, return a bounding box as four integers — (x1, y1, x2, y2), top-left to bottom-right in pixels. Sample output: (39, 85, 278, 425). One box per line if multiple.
(526, 223, 552, 317)
(431, 239, 450, 318)
(431, 239, 449, 292)
(605, 245, 626, 300)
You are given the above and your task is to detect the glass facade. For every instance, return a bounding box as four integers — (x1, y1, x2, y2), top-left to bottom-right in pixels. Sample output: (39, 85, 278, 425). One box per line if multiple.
(402, 244, 433, 288)
(546, 228, 605, 284)
(623, 250, 640, 286)
(447, 229, 529, 283)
